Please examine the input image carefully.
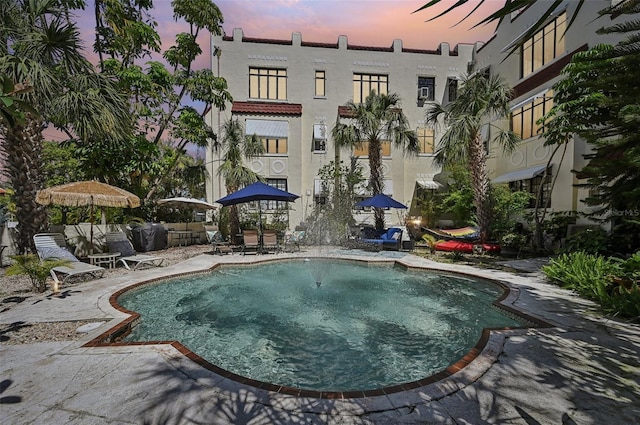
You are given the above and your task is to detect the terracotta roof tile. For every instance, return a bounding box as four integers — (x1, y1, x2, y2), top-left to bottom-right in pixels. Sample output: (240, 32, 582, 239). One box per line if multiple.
(338, 105, 402, 118)
(338, 105, 356, 119)
(232, 101, 302, 116)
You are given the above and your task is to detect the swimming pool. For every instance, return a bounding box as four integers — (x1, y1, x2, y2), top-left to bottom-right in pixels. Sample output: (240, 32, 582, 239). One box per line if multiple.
(117, 259, 525, 393)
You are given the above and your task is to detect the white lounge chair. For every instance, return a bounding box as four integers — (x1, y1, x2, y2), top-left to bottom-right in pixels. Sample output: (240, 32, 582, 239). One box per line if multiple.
(33, 233, 105, 284)
(105, 232, 164, 270)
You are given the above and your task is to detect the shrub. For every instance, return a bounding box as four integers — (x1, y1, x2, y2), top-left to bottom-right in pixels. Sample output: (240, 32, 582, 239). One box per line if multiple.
(562, 228, 611, 255)
(6, 254, 71, 293)
(542, 251, 640, 320)
(542, 252, 620, 300)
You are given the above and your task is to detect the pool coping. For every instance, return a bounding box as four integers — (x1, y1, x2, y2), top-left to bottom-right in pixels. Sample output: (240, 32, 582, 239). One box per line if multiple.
(84, 255, 554, 401)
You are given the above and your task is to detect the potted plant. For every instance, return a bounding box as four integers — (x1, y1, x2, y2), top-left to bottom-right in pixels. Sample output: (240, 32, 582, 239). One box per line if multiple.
(5, 254, 71, 293)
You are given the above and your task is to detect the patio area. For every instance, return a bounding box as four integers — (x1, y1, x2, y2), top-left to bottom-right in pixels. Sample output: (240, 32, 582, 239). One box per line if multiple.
(1, 248, 639, 424)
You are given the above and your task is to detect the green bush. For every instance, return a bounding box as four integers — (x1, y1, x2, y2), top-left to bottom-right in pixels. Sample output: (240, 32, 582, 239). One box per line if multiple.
(542, 251, 640, 320)
(542, 252, 620, 298)
(562, 228, 611, 255)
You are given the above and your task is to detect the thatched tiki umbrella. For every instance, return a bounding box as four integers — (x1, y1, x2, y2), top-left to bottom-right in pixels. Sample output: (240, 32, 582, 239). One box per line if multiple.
(36, 181, 140, 253)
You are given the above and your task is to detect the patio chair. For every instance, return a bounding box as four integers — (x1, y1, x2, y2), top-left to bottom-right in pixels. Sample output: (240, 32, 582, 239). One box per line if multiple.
(205, 226, 232, 255)
(262, 230, 281, 254)
(33, 233, 105, 284)
(283, 230, 305, 252)
(241, 229, 260, 255)
(359, 227, 403, 251)
(105, 232, 164, 270)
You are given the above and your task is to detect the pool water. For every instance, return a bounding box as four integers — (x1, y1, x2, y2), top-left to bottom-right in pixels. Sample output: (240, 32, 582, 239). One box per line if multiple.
(119, 259, 523, 392)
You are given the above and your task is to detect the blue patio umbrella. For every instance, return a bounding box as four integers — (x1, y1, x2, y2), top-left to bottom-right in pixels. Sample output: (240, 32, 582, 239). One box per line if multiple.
(216, 181, 299, 206)
(216, 181, 300, 250)
(355, 193, 407, 209)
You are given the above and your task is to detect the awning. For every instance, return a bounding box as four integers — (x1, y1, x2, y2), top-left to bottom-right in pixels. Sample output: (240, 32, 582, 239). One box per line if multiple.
(245, 119, 288, 138)
(492, 165, 547, 183)
(314, 179, 327, 195)
(313, 124, 327, 140)
(416, 173, 442, 190)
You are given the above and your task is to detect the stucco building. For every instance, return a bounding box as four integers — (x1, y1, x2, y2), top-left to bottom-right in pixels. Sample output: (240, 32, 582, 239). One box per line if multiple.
(206, 28, 478, 229)
(476, 0, 629, 226)
(206, 0, 630, 230)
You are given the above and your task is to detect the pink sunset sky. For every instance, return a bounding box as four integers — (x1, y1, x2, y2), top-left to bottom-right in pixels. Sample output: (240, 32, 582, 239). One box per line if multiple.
(43, 1, 502, 143)
(75, 0, 503, 70)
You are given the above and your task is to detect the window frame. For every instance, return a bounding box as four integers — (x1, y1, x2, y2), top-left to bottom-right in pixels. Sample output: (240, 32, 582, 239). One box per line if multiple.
(417, 76, 435, 104)
(353, 140, 391, 158)
(260, 137, 288, 155)
(509, 171, 552, 209)
(249, 67, 287, 100)
(510, 90, 554, 140)
(417, 126, 435, 155)
(315, 70, 326, 97)
(353, 73, 388, 104)
(520, 12, 566, 78)
(262, 178, 289, 210)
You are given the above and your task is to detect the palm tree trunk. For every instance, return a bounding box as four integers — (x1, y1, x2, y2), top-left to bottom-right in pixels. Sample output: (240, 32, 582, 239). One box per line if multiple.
(369, 139, 385, 231)
(469, 134, 490, 243)
(2, 116, 49, 254)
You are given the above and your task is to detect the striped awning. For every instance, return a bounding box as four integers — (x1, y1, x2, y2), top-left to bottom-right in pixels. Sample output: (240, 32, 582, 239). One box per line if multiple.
(245, 119, 288, 138)
(493, 165, 547, 183)
(417, 174, 442, 190)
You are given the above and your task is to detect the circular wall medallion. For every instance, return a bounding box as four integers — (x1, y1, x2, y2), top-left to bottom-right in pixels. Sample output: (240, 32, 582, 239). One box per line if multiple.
(250, 160, 264, 173)
(533, 144, 550, 160)
(510, 150, 525, 166)
(271, 160, 286, 174)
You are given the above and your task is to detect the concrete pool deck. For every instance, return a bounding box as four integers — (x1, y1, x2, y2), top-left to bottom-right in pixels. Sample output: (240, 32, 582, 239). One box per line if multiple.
(1, 249, 639, 424)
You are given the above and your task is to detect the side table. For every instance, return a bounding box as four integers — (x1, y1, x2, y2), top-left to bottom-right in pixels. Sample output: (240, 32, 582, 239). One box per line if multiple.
(88, 252, 121, 269)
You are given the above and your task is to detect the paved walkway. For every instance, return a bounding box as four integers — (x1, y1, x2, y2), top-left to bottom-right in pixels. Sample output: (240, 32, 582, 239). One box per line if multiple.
(1, 250, 639, 424)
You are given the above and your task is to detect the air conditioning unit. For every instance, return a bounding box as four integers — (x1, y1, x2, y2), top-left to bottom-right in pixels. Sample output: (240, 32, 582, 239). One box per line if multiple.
(418, 87, 430, 100)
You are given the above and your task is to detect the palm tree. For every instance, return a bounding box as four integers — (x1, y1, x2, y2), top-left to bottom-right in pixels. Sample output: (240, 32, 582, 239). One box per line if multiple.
(0, 0, 131, 254)
(425, 73, 519, 243)
(216, 118, 265, 239)
(332, 92, 419, 231)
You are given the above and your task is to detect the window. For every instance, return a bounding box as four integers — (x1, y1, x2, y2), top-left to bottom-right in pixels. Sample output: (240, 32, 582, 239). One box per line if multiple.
(263, 179, 289, 210)
(353, 141, 391, 157)
(315, 70, 325, 97)
(511, 90, 554, 139)
(417, 127, 435, 154)
(314, 179, 328, 206)
(249, 67, 287, 100)
(521, 12, 566, 78)
(509, 172, 551, 208)
(353, 73, 388, 103)
(313, 124, 327, 152)
(447, 78, 458, 102)
(417, 76, 435, 103)
(261, 137, 287, 154)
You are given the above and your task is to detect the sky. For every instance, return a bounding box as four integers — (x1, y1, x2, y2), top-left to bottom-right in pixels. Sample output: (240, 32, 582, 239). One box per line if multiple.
(74, 0, 503, 70)
(44, 0, 503, 143)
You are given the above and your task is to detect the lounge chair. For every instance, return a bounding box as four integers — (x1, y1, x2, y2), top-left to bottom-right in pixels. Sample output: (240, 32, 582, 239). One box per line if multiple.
(262, 230, 280, 254)
(283, 230, 305, 252)
(360, 227, 403, 251)
(205, 226, 232, 255)
(33, 233, 105, 284)
(241, 229, 260, 255)
(105, 232, 164, 270)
